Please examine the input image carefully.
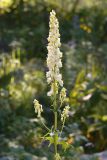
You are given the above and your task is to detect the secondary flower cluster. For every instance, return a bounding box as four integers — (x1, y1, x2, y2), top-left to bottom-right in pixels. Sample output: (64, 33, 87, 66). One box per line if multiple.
(33, 99, 43, 118)
(54, 153, 61, 160)
(61, 105, 70, 122)
(60, 87, 66, 104)
(46, 10, 63, 96)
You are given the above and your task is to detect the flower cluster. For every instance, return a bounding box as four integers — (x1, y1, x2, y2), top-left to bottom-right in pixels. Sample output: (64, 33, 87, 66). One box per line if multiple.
(54, 153, 61, 160)
(60, 87, 66, 104)
(33, 99, 43, 118)
(61, 105, 70, 122)
(46, 10, 63, 96)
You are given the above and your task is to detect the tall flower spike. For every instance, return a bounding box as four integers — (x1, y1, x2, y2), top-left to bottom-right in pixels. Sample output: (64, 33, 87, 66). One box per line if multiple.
(47, 10, 63, 96)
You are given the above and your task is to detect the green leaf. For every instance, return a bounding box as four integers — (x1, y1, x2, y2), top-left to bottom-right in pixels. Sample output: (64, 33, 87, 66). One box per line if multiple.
(59, 141, 70, 151)
(45, 136, 54, 146)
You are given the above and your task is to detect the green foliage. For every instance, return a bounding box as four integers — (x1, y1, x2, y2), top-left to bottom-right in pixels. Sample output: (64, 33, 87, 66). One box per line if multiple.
(0, 51, 46, 154)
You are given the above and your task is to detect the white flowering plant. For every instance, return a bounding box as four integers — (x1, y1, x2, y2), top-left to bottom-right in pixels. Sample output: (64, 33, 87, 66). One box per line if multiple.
(33, 10, 71, 160)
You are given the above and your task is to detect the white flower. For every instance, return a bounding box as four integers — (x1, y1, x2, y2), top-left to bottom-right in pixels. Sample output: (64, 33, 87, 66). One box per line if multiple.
(82, 94, 92, 101)
(50, 132, 54, 137)
(61, 105, 70, 122)
(47, 10, 63, 96)
(47, 82, 58, 97)
(33, 99, 43, 118)
(47, 88, 53, 97)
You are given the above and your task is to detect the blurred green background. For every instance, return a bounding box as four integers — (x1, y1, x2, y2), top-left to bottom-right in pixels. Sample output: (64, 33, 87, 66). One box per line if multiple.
(0, 0, 107, 159)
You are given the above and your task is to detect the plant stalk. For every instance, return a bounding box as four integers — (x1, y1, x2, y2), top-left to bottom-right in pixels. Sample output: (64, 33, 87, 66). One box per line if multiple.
(53, 81, 58, 158)
(54, 111, 57, 154)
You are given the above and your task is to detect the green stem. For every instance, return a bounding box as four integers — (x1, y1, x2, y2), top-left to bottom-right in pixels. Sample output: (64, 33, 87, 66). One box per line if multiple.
(60, 118, 65, 136)
(54, 111, 57, 154)
(40, 118, 51, 131)
(53, 81, 58, 158)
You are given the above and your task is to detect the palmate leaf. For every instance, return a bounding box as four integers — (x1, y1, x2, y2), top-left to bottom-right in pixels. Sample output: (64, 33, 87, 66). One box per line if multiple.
(45, 135, 71, 151)
(45, 136, 54, 146)
(45, 134, 59, 147)
(58, 141, 70, 151)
